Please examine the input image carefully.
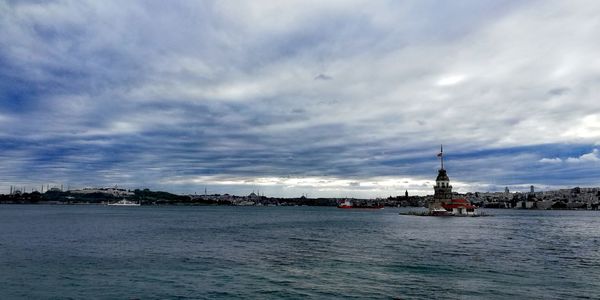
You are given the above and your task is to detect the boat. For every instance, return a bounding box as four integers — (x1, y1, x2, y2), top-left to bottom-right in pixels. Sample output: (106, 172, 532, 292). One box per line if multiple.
(107, 199, 141, 206)
(337, 199, 384, 209)
(429, 207, 451, 216)
(337, 199, 353, 209)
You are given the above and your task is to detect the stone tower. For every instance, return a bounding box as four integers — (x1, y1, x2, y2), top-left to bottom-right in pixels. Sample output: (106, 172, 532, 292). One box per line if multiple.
(430, 145, 453, 210)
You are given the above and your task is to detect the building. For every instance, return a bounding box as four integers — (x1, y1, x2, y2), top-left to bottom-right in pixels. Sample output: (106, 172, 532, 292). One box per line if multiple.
(442, 198, 477, 215)
(70, 187, 134, 197)
(429, 145, 477, 216)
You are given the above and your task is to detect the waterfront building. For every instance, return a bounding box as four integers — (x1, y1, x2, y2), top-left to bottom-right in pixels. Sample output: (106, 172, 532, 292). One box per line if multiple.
(443, 198, 477, 215)
(536, 199, 554, 210)
(516, 199, 535, 209)
(429, 145, 477, 216)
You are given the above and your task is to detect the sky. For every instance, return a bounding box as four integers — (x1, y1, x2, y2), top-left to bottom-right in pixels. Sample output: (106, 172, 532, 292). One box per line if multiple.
(1, 0, 600, 197)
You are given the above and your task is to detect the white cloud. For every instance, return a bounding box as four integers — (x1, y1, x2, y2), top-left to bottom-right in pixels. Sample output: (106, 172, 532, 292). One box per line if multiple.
(539, 157, 562, 164)
(562, 114, 600, 139)
(539, 149, 600, 164)
(436, 74, 466, 86)
(566, 149, 600, 163)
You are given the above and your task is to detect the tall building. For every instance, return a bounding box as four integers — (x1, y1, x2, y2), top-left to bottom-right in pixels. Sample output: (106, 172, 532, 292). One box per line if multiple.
(430, 145, 453, 210)
(429, 145, 478, 216)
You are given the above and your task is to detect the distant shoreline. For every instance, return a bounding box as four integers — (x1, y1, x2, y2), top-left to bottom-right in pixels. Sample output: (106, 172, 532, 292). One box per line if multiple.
(2, 186, 599, 210)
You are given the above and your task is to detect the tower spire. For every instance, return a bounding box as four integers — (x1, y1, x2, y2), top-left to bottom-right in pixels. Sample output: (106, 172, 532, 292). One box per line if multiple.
(437, 144, 444, 170)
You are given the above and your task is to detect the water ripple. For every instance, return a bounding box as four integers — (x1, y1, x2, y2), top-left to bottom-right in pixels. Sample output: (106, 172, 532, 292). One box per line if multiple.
(1, 206, 600, 299)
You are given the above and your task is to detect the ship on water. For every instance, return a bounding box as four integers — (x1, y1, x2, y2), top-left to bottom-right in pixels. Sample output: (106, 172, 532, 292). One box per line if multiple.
(337, 199, 384, 209)
(107, 198, 141, 206)
(428, 145, 477, 216)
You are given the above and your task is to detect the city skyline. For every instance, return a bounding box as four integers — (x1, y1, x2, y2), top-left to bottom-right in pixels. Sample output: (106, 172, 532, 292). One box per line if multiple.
(1, 1, 600, 197)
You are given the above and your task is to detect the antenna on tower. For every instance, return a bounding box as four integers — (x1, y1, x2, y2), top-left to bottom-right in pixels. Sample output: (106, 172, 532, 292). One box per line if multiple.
(437, 144, 444, 170)
(441, 144, 444, 170)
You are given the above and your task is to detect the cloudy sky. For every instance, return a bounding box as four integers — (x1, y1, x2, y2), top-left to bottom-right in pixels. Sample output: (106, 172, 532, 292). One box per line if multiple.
(1, 0, 600, 197)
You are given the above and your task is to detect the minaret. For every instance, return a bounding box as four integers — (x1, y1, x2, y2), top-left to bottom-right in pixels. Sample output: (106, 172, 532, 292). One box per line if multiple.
(430, 145, 453, 210)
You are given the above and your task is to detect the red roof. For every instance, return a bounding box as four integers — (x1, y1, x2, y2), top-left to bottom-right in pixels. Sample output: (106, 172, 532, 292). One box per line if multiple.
(450, 198, 469, 203)
(442, 198, 476, 209)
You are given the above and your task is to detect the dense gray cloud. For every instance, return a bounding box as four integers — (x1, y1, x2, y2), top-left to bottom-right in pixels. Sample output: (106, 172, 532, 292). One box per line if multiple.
(1, 0, 599, 197)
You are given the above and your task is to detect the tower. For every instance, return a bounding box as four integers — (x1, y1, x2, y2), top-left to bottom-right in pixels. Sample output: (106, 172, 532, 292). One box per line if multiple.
(430, 145, 453, 210)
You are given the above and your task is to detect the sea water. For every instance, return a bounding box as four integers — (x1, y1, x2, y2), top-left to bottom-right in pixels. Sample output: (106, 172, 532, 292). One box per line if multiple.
(1, 205, 599, 299)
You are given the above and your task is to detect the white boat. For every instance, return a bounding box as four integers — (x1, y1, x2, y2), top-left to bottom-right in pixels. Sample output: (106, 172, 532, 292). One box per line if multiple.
(107, 199, 140, 206)
(337, 199, 353, 209)
(429, 207, 450, 216)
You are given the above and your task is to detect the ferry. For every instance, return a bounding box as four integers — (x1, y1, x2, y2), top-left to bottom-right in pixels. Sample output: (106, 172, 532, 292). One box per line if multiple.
(107, 199, 141, 206)
(337, 199, 384, 209)
(429, 207, 451, 216)
(337, 199, 353, 209)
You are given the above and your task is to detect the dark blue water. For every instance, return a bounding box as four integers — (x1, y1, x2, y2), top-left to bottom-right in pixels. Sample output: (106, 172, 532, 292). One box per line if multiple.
(1, 205, 599, 299)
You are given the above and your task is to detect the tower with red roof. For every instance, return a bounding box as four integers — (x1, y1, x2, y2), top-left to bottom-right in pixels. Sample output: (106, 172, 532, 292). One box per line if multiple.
(429, 145, 477, 216)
